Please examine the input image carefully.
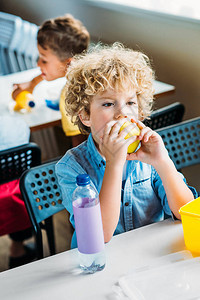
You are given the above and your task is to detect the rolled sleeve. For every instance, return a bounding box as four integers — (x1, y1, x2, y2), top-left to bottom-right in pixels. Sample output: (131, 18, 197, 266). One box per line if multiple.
(152, 167, 198, 218)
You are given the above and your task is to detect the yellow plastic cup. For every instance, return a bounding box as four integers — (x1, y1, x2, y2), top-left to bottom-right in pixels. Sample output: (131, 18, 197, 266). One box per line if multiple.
(179, 197, 200, 254)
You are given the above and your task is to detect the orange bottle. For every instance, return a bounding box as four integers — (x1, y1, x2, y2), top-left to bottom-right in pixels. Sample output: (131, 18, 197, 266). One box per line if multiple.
(14, 91, 35, 112)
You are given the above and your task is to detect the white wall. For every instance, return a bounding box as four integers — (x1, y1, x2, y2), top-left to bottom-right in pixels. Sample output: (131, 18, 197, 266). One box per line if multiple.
(1, 0, 200, 190)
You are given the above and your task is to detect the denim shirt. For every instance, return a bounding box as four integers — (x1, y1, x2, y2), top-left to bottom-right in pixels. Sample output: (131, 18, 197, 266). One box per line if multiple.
(56, 133, 198, 249)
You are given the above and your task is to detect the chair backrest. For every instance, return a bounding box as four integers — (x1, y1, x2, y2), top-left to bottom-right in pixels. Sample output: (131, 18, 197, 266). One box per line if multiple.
(20, 160, 64, 226)
(23, 22, 39, 69)
(156, 117, 200, 170)
(14, 20, 32, 71)
(0, 12, 38, 74)
(144, 102, 185, 130)
(0, 142, 41, 184)
(0, 12, 22, 48)
(0, 12, 23, 74)
(20, 160, 65, 258)
(16, 20, 38, 70)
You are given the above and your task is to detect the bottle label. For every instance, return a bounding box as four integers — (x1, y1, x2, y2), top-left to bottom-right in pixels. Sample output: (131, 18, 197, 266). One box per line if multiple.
(73, 201, 105, 254)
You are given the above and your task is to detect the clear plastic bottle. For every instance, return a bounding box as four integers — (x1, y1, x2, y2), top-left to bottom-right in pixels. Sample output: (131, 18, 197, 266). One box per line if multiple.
(72, 174, 106, 273)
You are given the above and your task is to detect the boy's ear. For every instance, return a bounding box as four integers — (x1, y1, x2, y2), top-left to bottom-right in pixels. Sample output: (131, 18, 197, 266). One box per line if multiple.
(79, 109, 91, 127)
(66, 57, 73, 67)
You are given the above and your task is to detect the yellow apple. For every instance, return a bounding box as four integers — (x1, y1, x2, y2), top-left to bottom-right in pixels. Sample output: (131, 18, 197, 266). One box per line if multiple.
(119, 121, 140, 153)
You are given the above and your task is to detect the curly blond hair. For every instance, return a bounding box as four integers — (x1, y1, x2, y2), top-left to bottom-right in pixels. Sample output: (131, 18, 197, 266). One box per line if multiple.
(37, 14, 90, 61)
(64, 42, 155, 134)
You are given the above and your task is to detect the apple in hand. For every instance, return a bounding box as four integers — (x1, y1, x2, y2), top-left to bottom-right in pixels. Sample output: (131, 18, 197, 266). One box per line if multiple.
(119, 121, 140, 153)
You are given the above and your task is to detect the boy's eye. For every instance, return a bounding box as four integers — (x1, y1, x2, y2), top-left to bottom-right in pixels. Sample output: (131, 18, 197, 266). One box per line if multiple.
(102, 102, 114, 107)
(42, 60, 47, 64)
(127, 101, 137, 106)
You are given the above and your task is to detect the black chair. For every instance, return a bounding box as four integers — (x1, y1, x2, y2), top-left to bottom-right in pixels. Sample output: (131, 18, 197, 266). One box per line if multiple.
(20, 160, 65, 259)
(144, 102, 185, 130)
(0, 142, 41, 185)
(0, 142, 41, 237)
(156, 116, 200, 171)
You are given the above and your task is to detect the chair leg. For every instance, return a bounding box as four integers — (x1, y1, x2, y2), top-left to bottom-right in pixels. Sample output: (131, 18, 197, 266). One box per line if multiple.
(45, 217, 56, 255)
(35, 229, 44, 259)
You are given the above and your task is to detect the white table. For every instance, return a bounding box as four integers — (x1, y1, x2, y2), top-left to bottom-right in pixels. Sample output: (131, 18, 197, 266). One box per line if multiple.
(0, 69, 175, 132)
(0, 219, 187, 300)
(0, 68, 65, 132)
(153, 80, 175, 98)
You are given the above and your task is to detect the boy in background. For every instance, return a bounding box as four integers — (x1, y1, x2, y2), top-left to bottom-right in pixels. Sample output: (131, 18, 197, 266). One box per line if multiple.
(12, 14, 90, 147)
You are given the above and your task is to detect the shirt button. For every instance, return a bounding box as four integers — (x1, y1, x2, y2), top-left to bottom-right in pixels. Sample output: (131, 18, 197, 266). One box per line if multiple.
(125, 202, 129, 206)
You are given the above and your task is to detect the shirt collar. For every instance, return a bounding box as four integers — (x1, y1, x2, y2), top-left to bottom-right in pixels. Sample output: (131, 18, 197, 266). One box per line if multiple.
(87, 134, 106, 169)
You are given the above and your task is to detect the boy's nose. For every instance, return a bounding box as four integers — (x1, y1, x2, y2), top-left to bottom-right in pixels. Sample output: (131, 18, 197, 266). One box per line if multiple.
(114, 114, 124, 120)
(114, 107, 126, 120)
(37, 57, 41, 67)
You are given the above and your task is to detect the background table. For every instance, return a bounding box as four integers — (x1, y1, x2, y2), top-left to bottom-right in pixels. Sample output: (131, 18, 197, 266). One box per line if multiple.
(153, 80, 175, 98)
(0, 219, 187, 300)
(0, 68, 65, 132)
(0, 68, 175, 132)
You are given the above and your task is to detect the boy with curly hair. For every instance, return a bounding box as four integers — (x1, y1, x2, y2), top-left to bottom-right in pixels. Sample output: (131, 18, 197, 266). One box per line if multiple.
(12, 14, 90, 146)
(56, 43, 197, 248)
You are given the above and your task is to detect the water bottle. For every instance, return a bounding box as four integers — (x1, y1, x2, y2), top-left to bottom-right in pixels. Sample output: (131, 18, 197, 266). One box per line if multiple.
(72, 174, 106, 273)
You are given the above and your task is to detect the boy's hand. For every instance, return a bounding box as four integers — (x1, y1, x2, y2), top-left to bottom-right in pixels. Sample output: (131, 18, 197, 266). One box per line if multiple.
(12, 75, 43, 100)
(12, 81, 34, 100)
(127, 121, 169, 168)
(99, 119, 139, 168)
